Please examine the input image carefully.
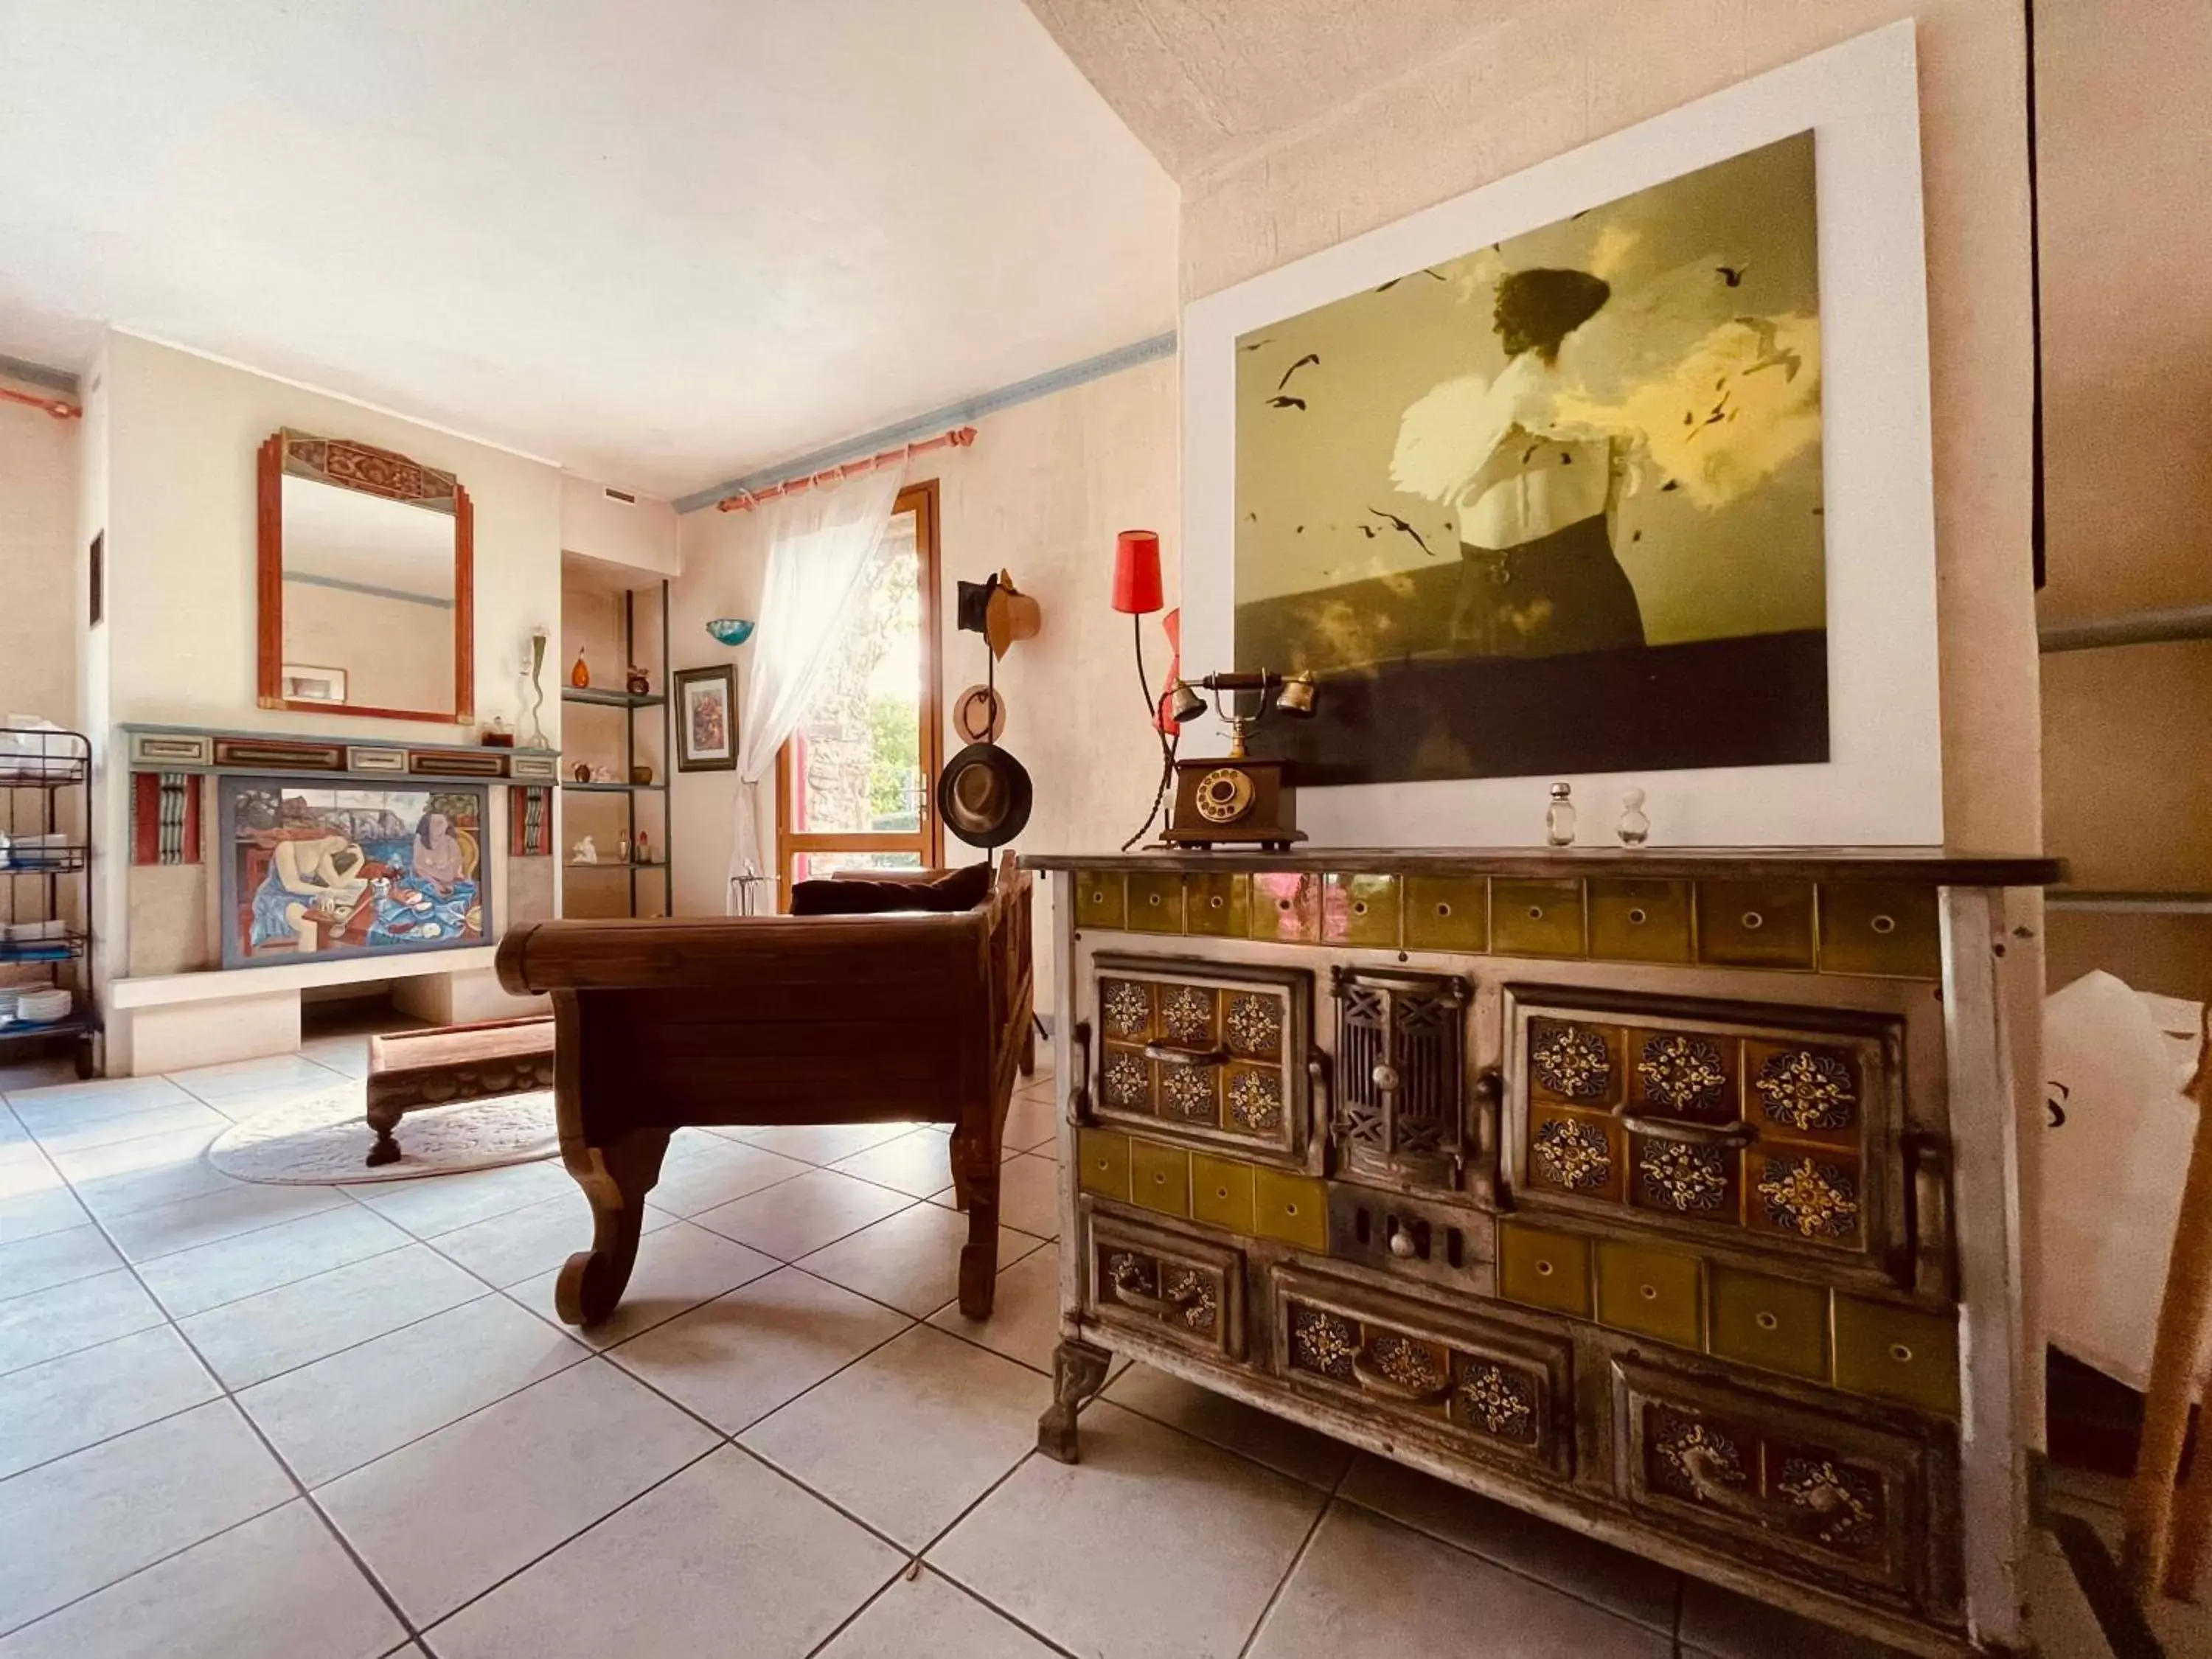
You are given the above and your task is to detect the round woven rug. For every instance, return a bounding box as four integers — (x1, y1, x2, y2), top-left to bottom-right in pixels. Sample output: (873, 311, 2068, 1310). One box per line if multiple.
(207, 1084, 559, 1185)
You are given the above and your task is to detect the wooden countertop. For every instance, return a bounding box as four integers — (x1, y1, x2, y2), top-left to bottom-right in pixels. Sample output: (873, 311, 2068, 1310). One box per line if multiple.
(1019, 846, 2065, 886)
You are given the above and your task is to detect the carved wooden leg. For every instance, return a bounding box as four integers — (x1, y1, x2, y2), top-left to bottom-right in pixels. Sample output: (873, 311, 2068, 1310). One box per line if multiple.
(554, 1127, 670, 1327)
(1020, 1020, 1037, 1079)
(364, 1099, 404, 1168)
(1037, 1337, 1112, 1462)
(949, 1121, 1002, 1319)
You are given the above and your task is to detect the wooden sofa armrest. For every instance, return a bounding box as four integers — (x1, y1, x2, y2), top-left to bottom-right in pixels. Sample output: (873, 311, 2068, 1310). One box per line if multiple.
(495, 909, 987, 995)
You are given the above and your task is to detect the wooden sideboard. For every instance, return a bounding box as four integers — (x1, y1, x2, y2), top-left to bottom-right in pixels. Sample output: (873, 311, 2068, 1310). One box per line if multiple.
(1023, 849, 2060, 1658)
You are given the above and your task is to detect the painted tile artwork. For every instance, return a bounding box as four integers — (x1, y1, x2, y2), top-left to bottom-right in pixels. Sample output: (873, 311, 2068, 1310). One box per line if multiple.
(220, 781, 490, 967)
(1234, 132, 1827, 786)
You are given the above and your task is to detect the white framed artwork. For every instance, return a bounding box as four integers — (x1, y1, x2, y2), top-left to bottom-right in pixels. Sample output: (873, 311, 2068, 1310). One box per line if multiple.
(1180, 21, 1940, 847)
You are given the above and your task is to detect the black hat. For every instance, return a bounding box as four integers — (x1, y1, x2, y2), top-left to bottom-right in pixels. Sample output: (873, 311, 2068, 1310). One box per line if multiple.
(936, 743, 1033, 848)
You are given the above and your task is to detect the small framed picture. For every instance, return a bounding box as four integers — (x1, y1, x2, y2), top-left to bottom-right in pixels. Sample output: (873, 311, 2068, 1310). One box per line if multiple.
(674, 665, 738, 772)
(281, 664, 349, 703)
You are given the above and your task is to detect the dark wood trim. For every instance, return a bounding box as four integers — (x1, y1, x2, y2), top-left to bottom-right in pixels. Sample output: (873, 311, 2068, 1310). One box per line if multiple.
(1021, 847, 2065, 887)
(257, 427, 473, 724)
(256, 434, 283, 709)
(773, 477, 947, 909)
(453, 484, 475, 720)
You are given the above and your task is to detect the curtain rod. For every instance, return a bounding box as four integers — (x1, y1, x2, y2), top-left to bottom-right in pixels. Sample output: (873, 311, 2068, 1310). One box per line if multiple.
(715, 425, 975, 512)
(0, 384, 79, 420)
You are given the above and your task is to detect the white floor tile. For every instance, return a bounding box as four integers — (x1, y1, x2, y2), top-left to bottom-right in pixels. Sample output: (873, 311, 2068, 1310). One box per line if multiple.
(639, 1135, 810, 1217)
(0, 1326, 220, 1480)
(0, 1401, 293, 1635)
(0, 1142, 59, 1203)
(239, 1293, 588, 1487)
(3, 1074, 188, 1126)
(104, 1181, 349, 1264)
(198, 1077, 364, 1127)
(692, 1168, 914, 1260)
(816, 1568, 1060, 1659)
(167, 1053, 349, 1103)
(928, 1151, 1060, 1238)
(722, 1119, 921, 1165)
(505, 1220, 779, 1349)
(1250, 1500, 1671, 1658)
(1677, 1577, 1905, 1658)
(799, 1201, 1046, 1318)
(926, 1245, 1065, 1373)
(999, 1090, 1058, 1155)
(432, 1191, 675, 1288)
(180, 1242, 485, 1390)
(612, 1265, 908, 1433)
(347, 1159, 570, 1238)
(1105, 1363, 1353, 1489)
(0, 1223, 122, 1301)
(743, 1324, 1048, 1549)
(0, 1184, 85, 1246)
(830, 1126, 956, 1198)
(24, 1099, 229, 1157)
(318, 1359, 719, 1627)
(428, 1446, 900, 1659)
(297, 1036, 373, 1080)
(929, 1401, 1326, 1659)
(139, 1202, 412, 1318)
(1337, 1453, 1679, 1633)
(0, 1499, 403, 1659)
(52, 1128, 236, 1220)
(0, 1269, 165, 1377)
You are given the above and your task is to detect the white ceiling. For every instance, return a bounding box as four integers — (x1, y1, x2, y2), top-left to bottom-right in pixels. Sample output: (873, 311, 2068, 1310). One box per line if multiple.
(0, 0, 1178, 499)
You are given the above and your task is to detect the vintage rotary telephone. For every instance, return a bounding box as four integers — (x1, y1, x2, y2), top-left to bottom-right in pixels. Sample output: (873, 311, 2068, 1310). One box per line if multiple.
(1159, 669, 1318, 849)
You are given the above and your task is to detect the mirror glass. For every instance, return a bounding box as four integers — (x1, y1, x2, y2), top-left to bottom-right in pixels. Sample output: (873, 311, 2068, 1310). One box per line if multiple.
(278, 471, 457, 715)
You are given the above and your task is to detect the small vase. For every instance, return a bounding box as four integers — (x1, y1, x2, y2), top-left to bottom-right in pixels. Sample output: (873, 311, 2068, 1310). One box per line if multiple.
(626, 666, 650, 697)
(570, 649, 590, 690)
(1544, 782, 1577, 848)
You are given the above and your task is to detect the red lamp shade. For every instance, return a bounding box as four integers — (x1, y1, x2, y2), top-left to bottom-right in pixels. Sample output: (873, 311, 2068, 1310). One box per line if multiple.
(1111, 529, 1164, 615)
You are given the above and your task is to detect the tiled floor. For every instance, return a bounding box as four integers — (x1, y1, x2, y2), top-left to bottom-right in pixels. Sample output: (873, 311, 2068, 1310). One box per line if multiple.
(0, 1031, 2107, 1658)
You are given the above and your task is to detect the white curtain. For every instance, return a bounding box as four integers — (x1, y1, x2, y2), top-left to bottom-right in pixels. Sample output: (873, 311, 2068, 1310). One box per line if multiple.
(727, 465, 908, 907)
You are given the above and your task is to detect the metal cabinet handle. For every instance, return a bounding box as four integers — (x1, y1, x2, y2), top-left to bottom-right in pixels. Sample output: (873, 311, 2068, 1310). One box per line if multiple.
(1468, 1066, 1503, 1209)
(1350, 1352, 1453, 1406)
(1068, 1019, 1092, 1124)
(1144, 1040, 1226, 1066)
(1111, 1279, 1202, 1320)
(1615, 1110, 1756, 1149)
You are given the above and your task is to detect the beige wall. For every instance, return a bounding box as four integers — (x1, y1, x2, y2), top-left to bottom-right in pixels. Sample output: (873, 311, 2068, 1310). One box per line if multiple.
(1167, 1, 2041, 857)
(2033, 0, 2212, 1003)
(0, 371, 80, 726)
(89, 331, 565, 992)
(669, 355, 1180, 1004)
(559, 474, 679, 577)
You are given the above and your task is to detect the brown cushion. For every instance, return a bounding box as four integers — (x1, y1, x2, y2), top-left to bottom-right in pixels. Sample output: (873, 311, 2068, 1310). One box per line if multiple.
(788, 861, 992, 917)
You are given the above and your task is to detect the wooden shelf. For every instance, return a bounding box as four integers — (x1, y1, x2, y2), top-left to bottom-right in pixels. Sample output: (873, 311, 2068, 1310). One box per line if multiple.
(561, 686, 664, 709)
(566, 861, 669, 872)
(560, 781, 665, 793)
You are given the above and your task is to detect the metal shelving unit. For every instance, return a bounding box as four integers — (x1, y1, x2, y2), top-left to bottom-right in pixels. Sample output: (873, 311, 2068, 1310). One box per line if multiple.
(560, 581, 672, 917)
(0, 728, 97, 1077)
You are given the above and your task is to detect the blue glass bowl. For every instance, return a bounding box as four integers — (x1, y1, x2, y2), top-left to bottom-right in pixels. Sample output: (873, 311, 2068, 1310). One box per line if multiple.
(706, 618, 755, 647)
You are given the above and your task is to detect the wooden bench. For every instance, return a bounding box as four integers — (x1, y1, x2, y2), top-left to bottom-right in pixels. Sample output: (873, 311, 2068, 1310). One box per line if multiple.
(364, 1015, 557, 1167)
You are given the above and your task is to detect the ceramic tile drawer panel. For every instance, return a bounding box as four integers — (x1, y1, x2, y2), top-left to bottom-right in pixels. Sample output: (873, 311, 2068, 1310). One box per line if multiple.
(1833, 1295, 1959, 1416)
(1270, 1265, 1573, 1478)
(1613, 1357, 1952, 1611)
(1401, 875, 1488, 953)
(1818, 883, 1941, 979)
(1491, 880, 1585, 957)
(1694, 880, 1815, 970)
(1513, 995, 1901, 1277)
(1085, 1209, 1246, 1362)
(1322, 873, 1400, 947)
(1091, 953, 1312, 1164)
(1125, 871, 1186, 933)
(1183, 873, 1248, 938)
(1587, 879, 1692, 964)
(1074, 871, 1127, 931)
(1248, 872, 1322, 944)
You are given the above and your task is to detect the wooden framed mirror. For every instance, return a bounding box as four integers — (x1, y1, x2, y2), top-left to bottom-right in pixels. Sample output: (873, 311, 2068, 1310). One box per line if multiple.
(257, 428, 473, 722)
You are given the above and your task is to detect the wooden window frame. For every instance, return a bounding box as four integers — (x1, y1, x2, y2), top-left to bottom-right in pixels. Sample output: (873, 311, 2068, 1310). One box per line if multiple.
(773, 479, 944, 909)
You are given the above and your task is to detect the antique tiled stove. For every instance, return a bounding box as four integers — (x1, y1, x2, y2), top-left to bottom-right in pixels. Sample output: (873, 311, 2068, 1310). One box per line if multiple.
(1026, 849, 2058, 1658)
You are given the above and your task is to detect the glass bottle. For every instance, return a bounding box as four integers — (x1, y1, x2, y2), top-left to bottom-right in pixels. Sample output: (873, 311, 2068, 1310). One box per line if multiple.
(1618, 787, 1651, 846)
(1545, 782, 1576, 848)
(569, 647, 590, 689)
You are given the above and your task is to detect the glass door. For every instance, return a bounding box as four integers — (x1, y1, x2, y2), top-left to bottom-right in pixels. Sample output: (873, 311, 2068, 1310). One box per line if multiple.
(775, 481, 943, 905)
